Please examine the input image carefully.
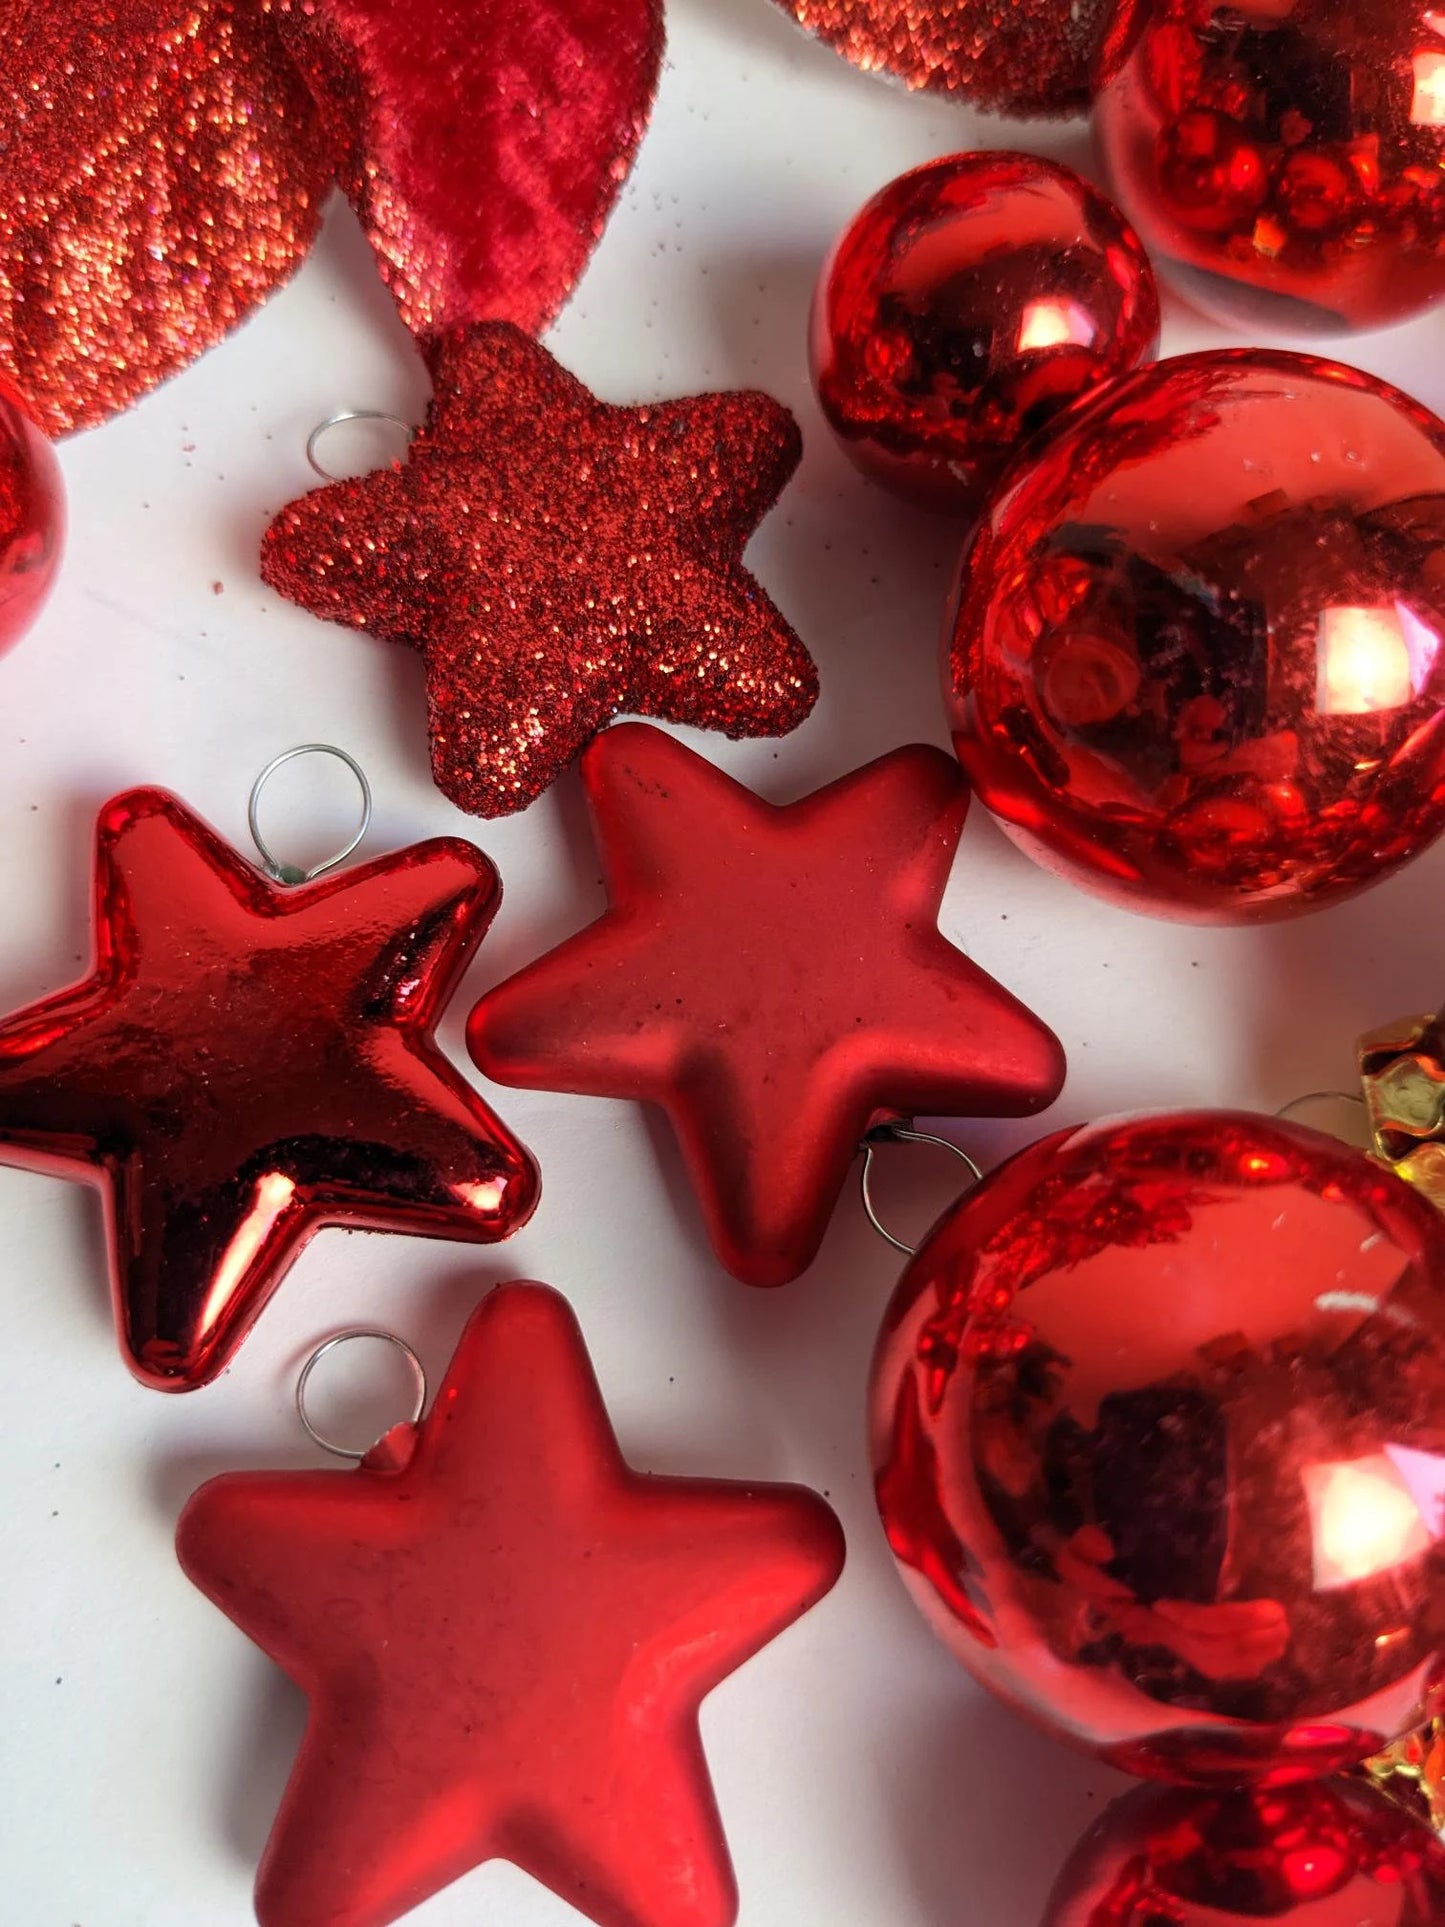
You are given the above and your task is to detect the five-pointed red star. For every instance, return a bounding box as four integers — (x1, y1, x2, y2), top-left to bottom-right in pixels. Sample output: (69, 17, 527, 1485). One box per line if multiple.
(260, 322, 819, 818)
(0, 788, 537, 1390)
(469, 724, 1066, 1285)
(177, 1282, 845, 1927)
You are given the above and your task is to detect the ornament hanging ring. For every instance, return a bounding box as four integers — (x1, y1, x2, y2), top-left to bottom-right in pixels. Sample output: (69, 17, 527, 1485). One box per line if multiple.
(306, 410, 417, 482)
(296, 1328, 428, 1461)
(248, 744, 373, 886)
(859, 1123, 983, 1257)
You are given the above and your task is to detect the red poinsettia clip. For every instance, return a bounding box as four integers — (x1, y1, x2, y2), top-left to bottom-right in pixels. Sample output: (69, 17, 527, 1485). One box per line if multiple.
(0, 0, 664, 435)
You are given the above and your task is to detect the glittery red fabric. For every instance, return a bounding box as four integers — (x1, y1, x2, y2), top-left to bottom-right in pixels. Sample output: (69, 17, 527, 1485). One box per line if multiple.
(271, 0, 664, 338)
(261, 324, 818, 818)
(469, 724, 1066, 1284)
(178, 1283, 845, 1927)
(775, 0, 1108, 118)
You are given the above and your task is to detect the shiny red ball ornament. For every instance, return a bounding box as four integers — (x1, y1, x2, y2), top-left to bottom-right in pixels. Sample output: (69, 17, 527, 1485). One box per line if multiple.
(948, 350, 1445, 922)
(1095, 0, 1445, 335)
(811, 152, 1160, 518)
(0, 376, 63, 657)
(1042, 1777, 1445, 1924)
(178, 1283, 845, 1927)
(870, 1110, 1445, 1786)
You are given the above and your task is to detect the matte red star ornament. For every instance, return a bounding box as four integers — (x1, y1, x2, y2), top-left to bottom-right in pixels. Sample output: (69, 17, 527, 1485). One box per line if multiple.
(260, 324, 818, 818)
(0, 789, 537, 1390)
(177, 1282, 845, 1927)
(469, 725, 1066, 1284)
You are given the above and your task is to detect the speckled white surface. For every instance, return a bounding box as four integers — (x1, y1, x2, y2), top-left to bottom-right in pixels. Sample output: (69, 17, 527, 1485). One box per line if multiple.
(5, 3, 1445, 1922)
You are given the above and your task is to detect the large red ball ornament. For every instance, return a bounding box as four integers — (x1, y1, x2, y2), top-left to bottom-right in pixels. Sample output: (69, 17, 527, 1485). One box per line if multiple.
(1094, 0, 1445, 335)
(811, 152, 1160, 517)
(0, 377, 62, 658)
(870, 1110, 1445, 1786)
(947, 350, 1445, 922)
(1042, 1777, 1445, 1924)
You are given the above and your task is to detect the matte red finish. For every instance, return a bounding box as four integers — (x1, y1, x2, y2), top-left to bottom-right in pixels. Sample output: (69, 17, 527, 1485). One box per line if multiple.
(811, 152, 1159, 516)
(870, 1111, 1445, 1785)
(1043, 1777, 1445, 1924)
(947, 350, 1445, 922)
(1096, 0, 1445, 335)
(469, 724, 1066, 1286)
(0, 790, 537, 1390)
(177, 1283, 845, 1927)
(0, 375, 64, 655)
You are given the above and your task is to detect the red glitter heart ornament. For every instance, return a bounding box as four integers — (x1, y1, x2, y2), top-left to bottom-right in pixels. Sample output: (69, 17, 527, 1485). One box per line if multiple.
(0, 0, 664, 434)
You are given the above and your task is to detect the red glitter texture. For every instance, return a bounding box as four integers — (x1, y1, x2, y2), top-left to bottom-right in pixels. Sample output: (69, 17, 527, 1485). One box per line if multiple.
(469, 723, 1065, 1285)
(871, 1110, 1445, 1786)
(177, 1282, 845, 1927)
(947, 350, 1445, 922)
(1043, 1777, 1445, 1924)
(0, 788, 537, 1390)
(0, 376, 64, 656)
(775, 0, 1110, 117)
(261, 325, 818, 818)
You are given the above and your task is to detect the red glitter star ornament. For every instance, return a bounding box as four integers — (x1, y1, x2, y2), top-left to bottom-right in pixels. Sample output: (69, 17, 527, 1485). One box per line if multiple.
(0, 788, 537, 1390)
(469, 724, 1067, 1285)
(0, 0, 663, 434)
(261, 324, 818, 818)
(177, 1282, 846, 1927)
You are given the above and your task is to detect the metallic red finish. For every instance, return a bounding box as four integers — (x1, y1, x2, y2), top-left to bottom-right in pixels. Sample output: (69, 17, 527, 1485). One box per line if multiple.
(177, 1283, 845, 1927)
(870, 1111, 1445, 1786)
(0, 789, 537, 1390)
(947, 350, 1445, 922)
(0, 376, 63, 656)
(1043, 1777, 1445, 1924)
(1095, 0, 1445, 335)
(811, 152, 1160, 517)
(469, 724, 1066, 1286)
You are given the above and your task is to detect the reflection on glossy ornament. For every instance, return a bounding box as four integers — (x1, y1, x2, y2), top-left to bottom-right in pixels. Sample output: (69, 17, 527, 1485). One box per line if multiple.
(948, 350, 1445, 922)
(0, 377, 63, 658)
(870, 1110, 1445, 1786)
(1042, 1776, 1445, 1924)
(811, 152, 1160, 516)
(1095, 0, 1445, 335)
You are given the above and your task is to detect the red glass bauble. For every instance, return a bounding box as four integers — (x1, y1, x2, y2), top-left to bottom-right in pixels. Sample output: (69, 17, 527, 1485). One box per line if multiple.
(870, 1110, 1445, 1786)
(1042, 1777, 1445, 1924)
(0, 376, 62, 657)
(947, 350, 1445, 922)
(1095, 0, 1445, 335)
(811, 153, 1160, 517)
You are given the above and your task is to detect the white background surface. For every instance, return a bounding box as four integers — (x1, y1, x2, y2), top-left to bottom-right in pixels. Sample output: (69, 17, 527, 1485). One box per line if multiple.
(6, 2, 1445, 1922)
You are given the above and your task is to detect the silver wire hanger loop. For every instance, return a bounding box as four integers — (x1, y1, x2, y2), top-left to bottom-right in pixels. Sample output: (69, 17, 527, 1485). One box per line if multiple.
(859, 1122, 984, 1258)
(248, 744, 373, 886)
(296, 1328, 428, 1461)
(306, 409, 417, 482)
(1275, 1091, 1368, 1126)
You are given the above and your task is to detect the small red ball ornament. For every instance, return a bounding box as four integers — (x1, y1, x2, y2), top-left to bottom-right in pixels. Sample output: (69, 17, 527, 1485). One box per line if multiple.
(947, 350, 1445, 922)
(1042, 1777, 1445, 1924)
(0, 376, 62, 657)
(811, 152, 1160, 517)
(870, 1110, 1445, 1786)
(1094, 0, 1445, 335)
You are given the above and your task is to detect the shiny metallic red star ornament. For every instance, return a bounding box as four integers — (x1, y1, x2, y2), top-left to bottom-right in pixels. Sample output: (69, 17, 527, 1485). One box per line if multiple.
(948, 350, 1445, 922)
(0, 789, 537, 1390)
(812, 151, 1160, 516)
(469, 724, 1066, 1285)
(1096, 0, 1445, 336)
(1042, 1777, 1445, 1925)
(871, 1110, 1445, 1787)
(261, 326, 818, 818)
(176, 1282, 845, 1927)
(0, 0, 663, 435)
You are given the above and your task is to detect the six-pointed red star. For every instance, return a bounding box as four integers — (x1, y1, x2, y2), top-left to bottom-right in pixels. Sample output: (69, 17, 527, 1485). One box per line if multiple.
(469, 724, 1066, 1284)
(260, 322, 819, 818)
(177, 1282, 845, 1927)
(0, 789, 537, 1389)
